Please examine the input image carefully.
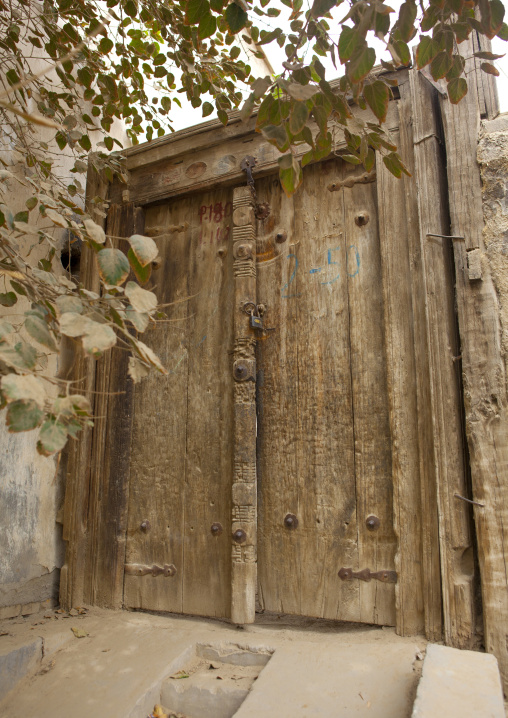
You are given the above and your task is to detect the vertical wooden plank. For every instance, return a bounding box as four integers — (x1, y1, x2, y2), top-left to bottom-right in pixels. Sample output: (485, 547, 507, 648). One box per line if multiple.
(255, 178, 303, 615)
(376, 100, 426, 639)
(408, 69, 475, 649)
(344, 166, 396, 627)
(471, 30, 499, 120)
(257, 158, 397, 624)
(231, 185, 257, 624)
(60, 165, 106, 609)
(124, 189, 234, 618)
(290, 158, 358, 621)
(439, 41, 508, 688)
(123, 202, 188, 613)
(85, 202, 143, 607)
(182, 189, 234, 618)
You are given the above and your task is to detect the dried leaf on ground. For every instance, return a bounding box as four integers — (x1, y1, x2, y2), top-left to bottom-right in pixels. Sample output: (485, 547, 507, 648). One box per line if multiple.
(71, 627, 89, 638)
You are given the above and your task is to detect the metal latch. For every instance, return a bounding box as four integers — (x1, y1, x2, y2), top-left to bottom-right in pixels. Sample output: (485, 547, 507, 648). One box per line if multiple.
(240, 155, 270, 220)
(338, 567, 397, 583)
(125, 563, 176, 577)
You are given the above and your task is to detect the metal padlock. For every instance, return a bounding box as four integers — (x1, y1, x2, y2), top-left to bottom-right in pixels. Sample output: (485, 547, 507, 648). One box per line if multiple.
(250, 313, 263, 330)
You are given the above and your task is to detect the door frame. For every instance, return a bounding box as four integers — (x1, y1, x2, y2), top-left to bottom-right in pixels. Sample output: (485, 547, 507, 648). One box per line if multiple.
(60, 63, 504, 673)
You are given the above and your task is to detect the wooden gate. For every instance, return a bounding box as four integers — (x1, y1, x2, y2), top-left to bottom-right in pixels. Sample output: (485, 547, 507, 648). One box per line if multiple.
(121, 158, 396, 625)
(61, 67, 478, 647)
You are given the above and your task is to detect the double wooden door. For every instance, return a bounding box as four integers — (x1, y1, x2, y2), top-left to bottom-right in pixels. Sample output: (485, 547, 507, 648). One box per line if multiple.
(123, 156, 397, 626)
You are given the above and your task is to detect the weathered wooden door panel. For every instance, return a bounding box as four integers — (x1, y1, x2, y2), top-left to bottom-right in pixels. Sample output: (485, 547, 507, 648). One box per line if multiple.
(124, 189, 234, 618)
(256, 158, 396, 625)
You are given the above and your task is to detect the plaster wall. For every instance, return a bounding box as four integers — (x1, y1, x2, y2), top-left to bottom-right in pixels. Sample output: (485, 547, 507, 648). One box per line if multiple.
(477, 114, 508, 390)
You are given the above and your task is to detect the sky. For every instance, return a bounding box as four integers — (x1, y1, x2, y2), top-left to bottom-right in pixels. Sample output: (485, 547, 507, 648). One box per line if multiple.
(168, 2, 508, 131)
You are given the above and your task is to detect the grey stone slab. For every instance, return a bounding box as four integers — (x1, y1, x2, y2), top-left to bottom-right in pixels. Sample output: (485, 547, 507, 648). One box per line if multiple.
(412, 644, 504, 718)
(0, 638, 42, 701)
(235, 641, 421, 718)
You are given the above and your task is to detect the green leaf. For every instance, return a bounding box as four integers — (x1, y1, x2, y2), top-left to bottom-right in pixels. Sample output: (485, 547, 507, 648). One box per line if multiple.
(126, 308, 149, 332)
(311, 0, 336, 17)
(199, 12, 217, 39)
(2, 373, 46, 408)
(446, 54, 466, 80)
(99, 37, 114, 53)
(287, 83, 320, 101)
(55, 131, 67, 150)
(260, 124, 289, 151)
(55, 295, 83, 314)
(415, 36, 438, 69)
(397, 0, 417, 42)
(202, 101, 214, 117)
(364, 81, 390, 123)
(79, 135, 92, 152)
(430, 51, 453, 81)
(338, 27, 359, 63)
(128, 234, 158, 267)
(498, 23, 508, 41)
(348, 46, 376, 83)
(97, 248, 130, 286)
(37, 419, 68, 456)
(125, 281, 157, 313)
(187, 0, 208, 23)
(258, 28, 282, 45)
(7, 400, 44, 433)
(342, 154, 362, 165)
(14, 211, 28, 224)
(26, 197, 37, 211)
(225, 2, 248, 33)
(447, 77, 468, 104)
(393, 40, 410, 66)
(25, 315, 58, 352)
(490, 0, 505, 34)
(128, 248, 152, 285)
(289, 102, 310, 135)
(0, 292, 17, 307)
(279, 154, 303, 197)
(81, 323, 117, 357)
(364, 147, 375, 173)
(217, 109, 229, 126)
(474, 51, 505, 60)
(239, 94, 256, 123)
(6, 69, 19, 86)
(124, 0, 137, 18)
(251, 76, 272, 98)
(480, 62, 500, 76)
(84, 218, 106, 244)
(10, 281, 26, 296)
(383, 151, 411, 178)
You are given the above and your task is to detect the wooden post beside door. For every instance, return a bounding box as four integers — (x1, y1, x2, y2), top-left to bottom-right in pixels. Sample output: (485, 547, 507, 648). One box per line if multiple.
(230, 185, 258, 624)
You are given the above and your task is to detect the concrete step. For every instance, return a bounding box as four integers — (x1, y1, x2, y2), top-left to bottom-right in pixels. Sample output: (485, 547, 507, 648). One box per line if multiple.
(412, 644, 505, 718)
(234, 641, 421, 718)
(159, 643, 271, 718)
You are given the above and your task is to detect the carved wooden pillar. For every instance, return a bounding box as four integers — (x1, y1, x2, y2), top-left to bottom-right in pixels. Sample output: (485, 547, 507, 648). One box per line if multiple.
(231, 185, 257, 624)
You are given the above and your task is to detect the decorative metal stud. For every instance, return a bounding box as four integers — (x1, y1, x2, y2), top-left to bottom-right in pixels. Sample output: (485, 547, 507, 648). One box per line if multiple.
(284, 513, 299, 530)
(211, 522, 223, 536)
(366, 515, 380, 531)
(232, 529, 247, 544)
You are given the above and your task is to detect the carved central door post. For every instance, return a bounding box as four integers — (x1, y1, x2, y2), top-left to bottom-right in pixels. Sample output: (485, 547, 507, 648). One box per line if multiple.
(231, 185, 257, 624)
